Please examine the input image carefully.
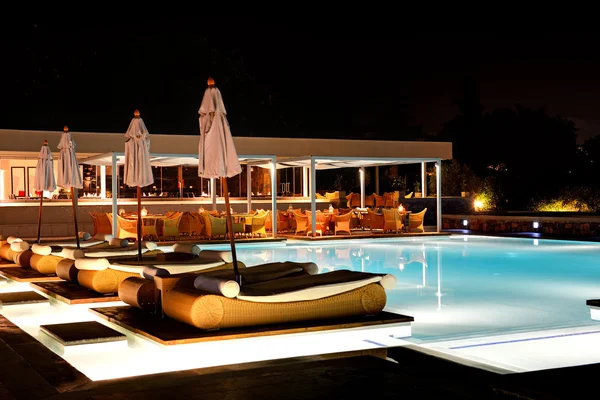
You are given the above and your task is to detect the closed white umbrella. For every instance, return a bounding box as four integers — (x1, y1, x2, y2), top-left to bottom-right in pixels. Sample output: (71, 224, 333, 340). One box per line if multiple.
(199, 77, 242, 283)
(124, 109, 154, 260)
(33, 140, 57, 244)
(57, 125, 84, 249)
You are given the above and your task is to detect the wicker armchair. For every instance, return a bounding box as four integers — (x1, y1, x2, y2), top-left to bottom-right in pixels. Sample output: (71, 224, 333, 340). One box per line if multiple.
(408, 208, 427, 233)
(202, 212, 227, 239)
(249, 210, 269, 238)
(161, 212, 183, 240)
(366, 209, 384, 231)
(293, 211, 308, 235)
(382, 209, 403, 233)
(334, 211, 353, 235)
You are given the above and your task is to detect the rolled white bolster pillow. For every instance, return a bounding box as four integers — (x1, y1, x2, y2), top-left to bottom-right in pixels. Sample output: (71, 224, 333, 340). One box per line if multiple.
(172, 243, 201, 255)
(93, 233, 114, 242)
(31, 243, 52, 256)
(75, 257, 110, 271)
(215, 251, 233, 263)
(10, 241, 29, 252)
(379, 274, 397, 290)
(193, 275, 240, 298)
(78, 232, 91, 241)
(6, 236, 22, 244)
(109, 238, 129, 247)
(143, 241, 158, 250)
(61, 248, 85, 260)
(141, 266, 170, 280)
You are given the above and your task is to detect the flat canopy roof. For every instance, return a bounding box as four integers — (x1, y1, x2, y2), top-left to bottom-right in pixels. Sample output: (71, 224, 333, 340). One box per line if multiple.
(78, 152, 443, 170)
(0, 129, 452, 167)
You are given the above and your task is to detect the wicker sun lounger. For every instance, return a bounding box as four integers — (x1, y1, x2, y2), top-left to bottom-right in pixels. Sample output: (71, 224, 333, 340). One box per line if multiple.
(56, 246, 242, 294)
(120, 263, 396, 331)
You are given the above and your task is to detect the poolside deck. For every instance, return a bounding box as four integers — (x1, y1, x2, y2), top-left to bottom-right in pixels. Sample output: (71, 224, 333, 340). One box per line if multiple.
(0, 312, 595, 399)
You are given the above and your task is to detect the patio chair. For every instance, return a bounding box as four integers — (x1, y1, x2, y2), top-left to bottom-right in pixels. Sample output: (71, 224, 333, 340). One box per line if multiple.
(365, 194, 375, 208)
(189, 212, 206, 237)
(408, 208, 427, 233)
(142, 217, 159, 241)
(305, 210, 328, 236)
(293, 211, 308, 235)
(248, 210, 269, 238)
(382, 209, 403, 233)
(366, 209, 384, 231)
(161, 212, 183, 240)
(90, 212, 112, 236)
(202, 212, 227, 239)
(383, 192, 395, 208)
(346, 192, 361, 208)
(177, 211, 195, 237)
(334, 211, 353, 235)
(114, 214, 139, 240)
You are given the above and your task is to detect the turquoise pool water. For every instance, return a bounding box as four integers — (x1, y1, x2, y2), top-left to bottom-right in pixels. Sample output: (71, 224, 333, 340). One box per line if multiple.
(209, 235, 600, 343)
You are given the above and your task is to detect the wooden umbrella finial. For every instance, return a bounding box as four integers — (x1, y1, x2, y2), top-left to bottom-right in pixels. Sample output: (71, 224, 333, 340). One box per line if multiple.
(207, 77, 215, 87)
(134, 109, 140, 118)
(64, 125, 69, 133)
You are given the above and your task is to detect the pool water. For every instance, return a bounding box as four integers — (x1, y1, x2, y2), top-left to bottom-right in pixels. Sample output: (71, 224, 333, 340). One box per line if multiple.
(227, 235, 600, 343)
(4, 234, 600, 379)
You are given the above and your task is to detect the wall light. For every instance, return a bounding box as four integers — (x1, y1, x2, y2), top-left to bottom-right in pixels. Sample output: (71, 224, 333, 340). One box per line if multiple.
(462, 219, 468, 227)
(533, 221, 539, 229)
(474, 199, 483, 210)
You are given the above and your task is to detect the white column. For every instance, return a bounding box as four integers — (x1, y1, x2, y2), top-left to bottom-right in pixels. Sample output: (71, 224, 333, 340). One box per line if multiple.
(271, 157, 278, 238)
(111, 153, 118, 237)
(100, 165, 106, 199)
(375, 166, 379, 195)
(246, 165, 252, 213)
(436, 160, 442, 233)
(421, 162, 427, 198)
(360, 167, 365, 209)
(310, 157, 317, 237)
(302, 167, 308, 197)
(211, 178, 217, 211)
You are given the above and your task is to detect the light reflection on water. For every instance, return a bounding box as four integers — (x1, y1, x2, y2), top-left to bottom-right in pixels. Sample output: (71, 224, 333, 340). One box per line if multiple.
(224, 236, 600, 342)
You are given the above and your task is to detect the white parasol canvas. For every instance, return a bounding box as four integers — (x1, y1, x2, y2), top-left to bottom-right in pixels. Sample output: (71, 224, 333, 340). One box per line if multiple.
(124, 109, 154, 260)
(33, 140, 57, 243)
(57, 125, 84, 249)
(199, 77, 242, 283)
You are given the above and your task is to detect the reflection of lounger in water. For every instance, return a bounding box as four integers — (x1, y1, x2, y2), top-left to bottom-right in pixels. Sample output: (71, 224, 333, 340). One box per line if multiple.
(120, 262, 397, 330)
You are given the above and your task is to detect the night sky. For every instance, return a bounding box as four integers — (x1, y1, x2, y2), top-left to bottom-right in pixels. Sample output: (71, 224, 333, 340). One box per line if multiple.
(2, 22, 599, 143)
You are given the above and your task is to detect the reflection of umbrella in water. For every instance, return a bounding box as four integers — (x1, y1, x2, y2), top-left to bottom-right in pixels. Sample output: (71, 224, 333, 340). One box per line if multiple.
(57, 125, 84, 249)
(33, 140, 56, 244)
(124, 109, 154, 260)
(198, 77, 242, 283)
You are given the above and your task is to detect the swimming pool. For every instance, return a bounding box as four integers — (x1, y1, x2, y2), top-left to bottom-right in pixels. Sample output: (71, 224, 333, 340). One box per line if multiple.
(3, 234, 600, 379)
(228, 235, 600, 343)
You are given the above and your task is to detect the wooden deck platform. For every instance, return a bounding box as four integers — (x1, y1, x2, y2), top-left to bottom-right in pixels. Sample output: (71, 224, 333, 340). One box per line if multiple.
(39, 321, 126, 346)
(0, 291, 49, 306)
(90, 306, 413, 345)
(0, 267, 62, 282)
(30, 281, 120, 304)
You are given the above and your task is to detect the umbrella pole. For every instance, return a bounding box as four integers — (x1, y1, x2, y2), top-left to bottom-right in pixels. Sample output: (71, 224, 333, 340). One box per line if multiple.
(222, 178, 241, 285)
(37, 195, 43, 244)
(137, 186, 142, 261)
(71, 188, 81, 249)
